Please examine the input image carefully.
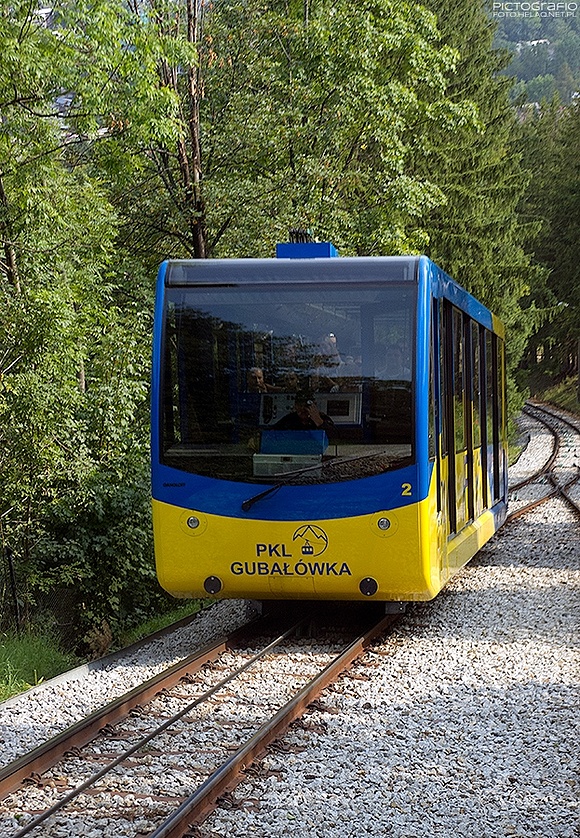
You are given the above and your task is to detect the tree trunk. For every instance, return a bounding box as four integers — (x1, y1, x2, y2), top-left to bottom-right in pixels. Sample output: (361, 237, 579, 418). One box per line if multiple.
(0, 173, 21, 293)
(186, 0, 206, 258)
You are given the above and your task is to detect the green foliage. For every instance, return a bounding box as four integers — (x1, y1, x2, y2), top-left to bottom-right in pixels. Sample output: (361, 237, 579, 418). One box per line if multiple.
(0, 0, 547, 647)
(517, 100, 580, 383)
(203, 0, 469, 256)
(107, 0, 482, 261)
(494, 15, 580, 104)
(512, 74, 558, 103)
(0, 630, 78, 700)
(0, 0, 162, 647)
(413, 0, 547, 392)
(0, 276, 158, 644)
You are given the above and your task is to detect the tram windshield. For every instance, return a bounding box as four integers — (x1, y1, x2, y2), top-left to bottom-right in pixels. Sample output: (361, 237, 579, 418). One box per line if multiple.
(160, 281, 416, 482)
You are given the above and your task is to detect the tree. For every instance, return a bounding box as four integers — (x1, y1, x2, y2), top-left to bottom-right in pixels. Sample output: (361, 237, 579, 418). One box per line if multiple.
(518, 100, 580, 383)
(494, 13, 580, 104)
(108, 0, 481, 261)
(413, 0, 547, 393)
(0, 0, 172, 644)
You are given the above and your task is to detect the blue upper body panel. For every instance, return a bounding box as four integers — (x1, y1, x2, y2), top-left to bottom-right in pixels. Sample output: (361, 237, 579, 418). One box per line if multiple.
(151, 254, 498, 520)
(154, 460, 425, 520)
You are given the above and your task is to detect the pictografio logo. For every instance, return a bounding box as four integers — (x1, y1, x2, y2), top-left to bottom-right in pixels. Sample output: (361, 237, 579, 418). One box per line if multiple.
(492, 1, 577, 16)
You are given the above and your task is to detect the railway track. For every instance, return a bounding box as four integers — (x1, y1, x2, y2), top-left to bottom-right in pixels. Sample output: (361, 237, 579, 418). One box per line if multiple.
(508, 401, 580, 520)
(1, 401, 577, 838)
(0, 610, 397, 838)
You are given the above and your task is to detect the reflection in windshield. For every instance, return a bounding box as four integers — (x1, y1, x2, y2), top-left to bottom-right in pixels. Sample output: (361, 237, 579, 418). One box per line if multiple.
(161, 282, 416, 482)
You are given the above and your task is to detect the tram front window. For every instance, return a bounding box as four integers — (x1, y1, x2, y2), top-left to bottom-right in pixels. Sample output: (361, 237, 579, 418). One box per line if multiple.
(160, 282, 416, 482)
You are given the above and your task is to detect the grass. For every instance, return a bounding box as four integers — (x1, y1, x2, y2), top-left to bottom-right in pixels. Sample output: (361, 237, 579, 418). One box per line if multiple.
(0, 631, 78, 702)
(533, 375, 580, 416)
(0, 600, 206, 702)
(116, 600, 206, 648)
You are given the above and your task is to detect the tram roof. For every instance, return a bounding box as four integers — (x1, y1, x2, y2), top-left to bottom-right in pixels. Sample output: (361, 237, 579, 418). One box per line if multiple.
(160, 256, 504, 336)
(163, 256, 420, 286)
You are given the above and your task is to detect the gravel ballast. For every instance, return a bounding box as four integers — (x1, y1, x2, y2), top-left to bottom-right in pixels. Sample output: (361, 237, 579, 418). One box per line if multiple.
(201, 510, 578, 837)
(0, 599, 250, 769)
(199, 411, 579, 837)
(0, 410, 578, 838)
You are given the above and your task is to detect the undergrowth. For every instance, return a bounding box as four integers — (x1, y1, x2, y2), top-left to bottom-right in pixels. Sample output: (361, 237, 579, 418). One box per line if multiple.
(1, 600, 204, 701)
(534, 376, 580, 416)
(0, 631, 78, 701)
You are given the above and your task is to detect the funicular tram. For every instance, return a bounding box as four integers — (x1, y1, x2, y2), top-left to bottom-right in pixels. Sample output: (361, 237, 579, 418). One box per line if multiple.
(151, 242, 507, 605)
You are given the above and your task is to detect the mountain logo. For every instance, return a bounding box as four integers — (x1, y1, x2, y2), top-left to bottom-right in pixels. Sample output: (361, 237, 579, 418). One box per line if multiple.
(292, 524, 329, 557)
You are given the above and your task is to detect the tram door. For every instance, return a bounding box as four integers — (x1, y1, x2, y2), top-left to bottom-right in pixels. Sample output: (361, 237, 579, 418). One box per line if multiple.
(433, 300, 449, 580)
(442, 301, 505, 535)
(471, 323, 486, 518)
(454, 308, 470, 531)
(437, 299, 450, 538)
(443, 303, 468, 535)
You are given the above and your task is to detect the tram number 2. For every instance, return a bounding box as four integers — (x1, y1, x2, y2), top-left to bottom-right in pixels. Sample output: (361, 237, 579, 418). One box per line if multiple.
(401, 483, 412, 497)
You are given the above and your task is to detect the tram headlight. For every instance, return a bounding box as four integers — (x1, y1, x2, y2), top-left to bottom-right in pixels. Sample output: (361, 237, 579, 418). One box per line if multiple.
(204, 576, 223, 595)
(359, 577, 378, 597)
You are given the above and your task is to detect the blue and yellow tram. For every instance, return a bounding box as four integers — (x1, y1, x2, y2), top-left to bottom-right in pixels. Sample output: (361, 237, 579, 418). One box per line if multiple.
(151, 243, 507, 604)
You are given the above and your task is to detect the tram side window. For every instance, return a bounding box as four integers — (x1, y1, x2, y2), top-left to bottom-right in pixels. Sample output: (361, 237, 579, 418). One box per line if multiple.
(485, 330, 499, 502)
(499, 339, 506, 441)
(453, 308, 466, 453)
(471, 322, 481, 449)
(428, 302, 436, 461)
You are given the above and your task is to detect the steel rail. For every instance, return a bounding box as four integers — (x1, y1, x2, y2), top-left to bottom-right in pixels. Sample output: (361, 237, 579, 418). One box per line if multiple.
(0, 603, 215, 711)
(548, 471, 580, 519)
(0, 615, 273, 800)
(527, 402, 580, 516)
(509, 404, 560, 493)
(556, 485, 580, 518)
(10, 616, 306, 838)
(508, 402, 580, 521)
(147, 612, 399, 838)
(528, 399, 580, 434)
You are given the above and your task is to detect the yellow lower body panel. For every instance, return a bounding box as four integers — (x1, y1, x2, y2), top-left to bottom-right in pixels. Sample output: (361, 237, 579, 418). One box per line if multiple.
(447, 507, 498, 574)
(152, 498, 440, 602)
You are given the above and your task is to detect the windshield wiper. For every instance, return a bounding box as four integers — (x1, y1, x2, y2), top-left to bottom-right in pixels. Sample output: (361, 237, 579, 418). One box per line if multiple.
(241, 483, 283, 511)
(241, 450, 393, 511)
